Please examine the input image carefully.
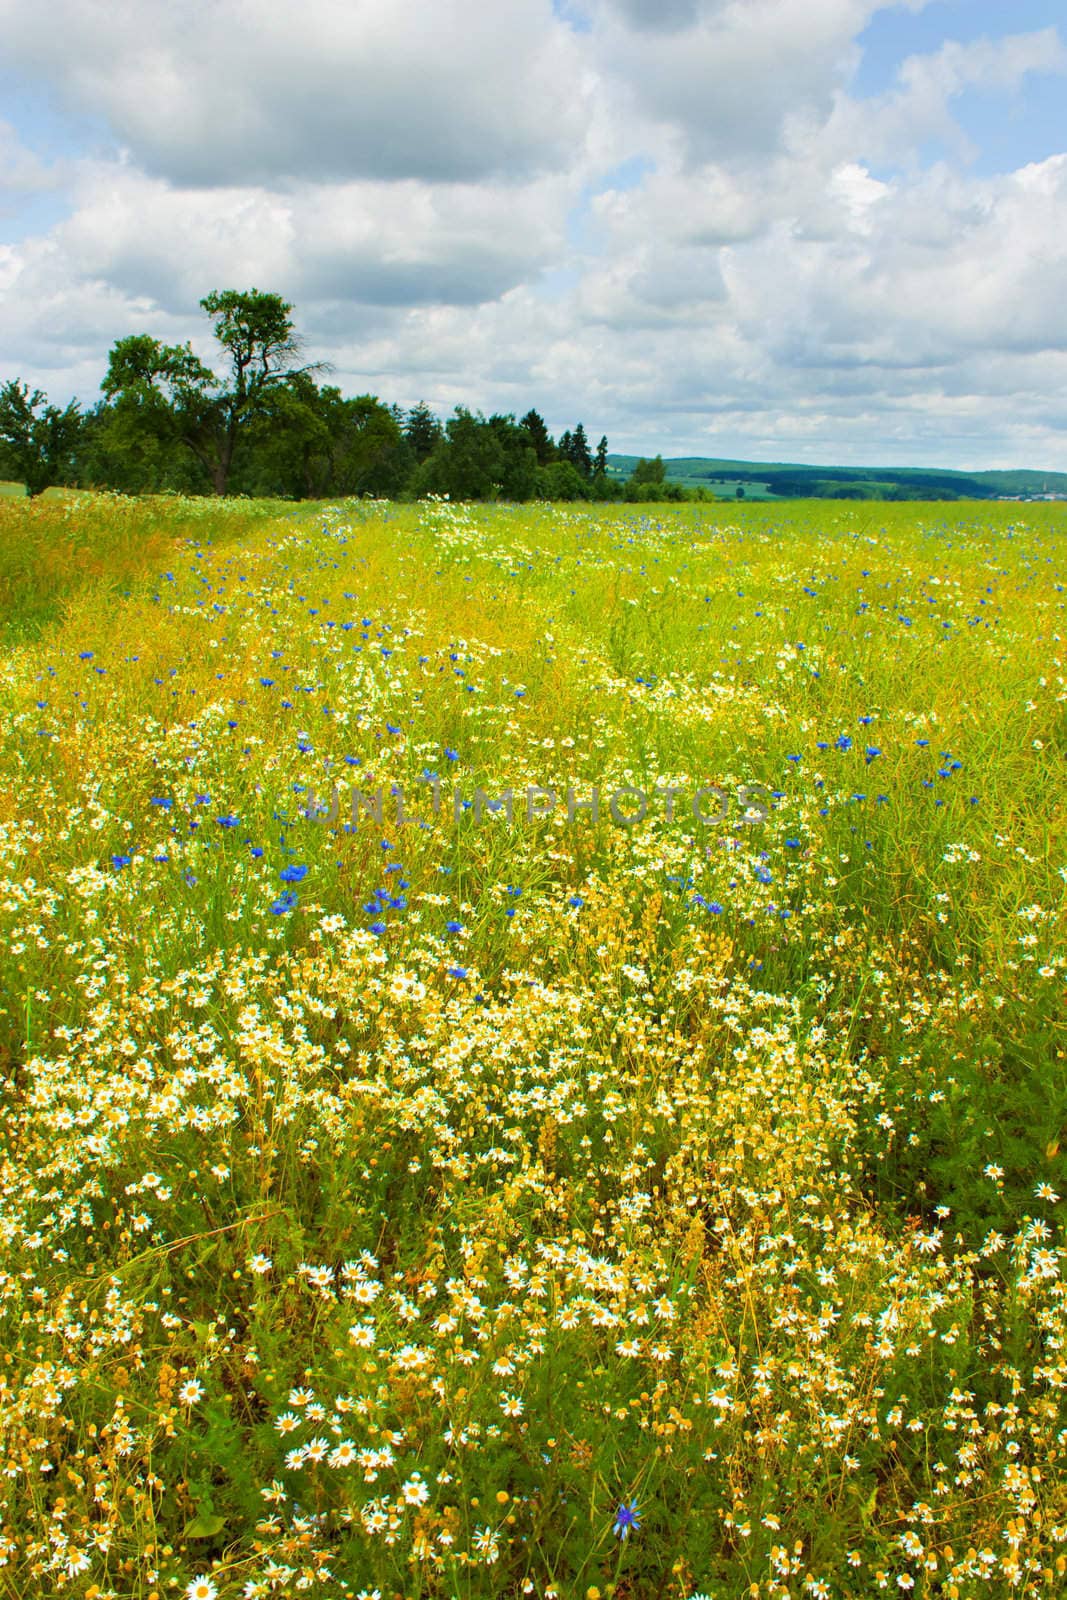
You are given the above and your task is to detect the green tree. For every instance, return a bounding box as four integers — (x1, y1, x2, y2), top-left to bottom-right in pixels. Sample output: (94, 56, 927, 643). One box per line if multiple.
(404, 401, 443, 462)
(593, 434, 609, 476)
(0, 379, 83, 496)
(488, 413, 539, 501)
(535, 460, 590, 501)
(561, 422, 593, 478)
(78, 397, 203, 493)
(102, 289, 323, 495)
(410, 407, 507, 501)
(520, 409, 555, 465)
(234, 378, 408, 499)
(630, 454, 666, 486)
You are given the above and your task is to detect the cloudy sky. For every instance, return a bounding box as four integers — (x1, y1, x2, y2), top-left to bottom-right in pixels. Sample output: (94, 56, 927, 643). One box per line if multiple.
(2, 0, 1066, 469)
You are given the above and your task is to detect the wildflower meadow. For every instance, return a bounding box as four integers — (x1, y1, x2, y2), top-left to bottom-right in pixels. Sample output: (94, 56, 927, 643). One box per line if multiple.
(0, 488, 1064, 1600)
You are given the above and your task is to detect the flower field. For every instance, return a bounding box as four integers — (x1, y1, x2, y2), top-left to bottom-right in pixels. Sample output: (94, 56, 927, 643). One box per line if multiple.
(0, 490, 1064, 1599)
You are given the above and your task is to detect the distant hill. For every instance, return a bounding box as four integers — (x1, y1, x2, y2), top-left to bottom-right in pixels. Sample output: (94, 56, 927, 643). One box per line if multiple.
(605, 454, 1067, 502)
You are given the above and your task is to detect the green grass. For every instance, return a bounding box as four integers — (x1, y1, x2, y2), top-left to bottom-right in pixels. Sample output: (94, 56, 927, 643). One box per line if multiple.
(0, 492, 1063, 1598)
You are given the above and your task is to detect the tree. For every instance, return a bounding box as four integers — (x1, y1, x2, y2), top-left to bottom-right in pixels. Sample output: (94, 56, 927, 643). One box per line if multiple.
(404, 401, 443, 462)
(0, 379, 83, 496)
(520, 409, 555, 465)
(102, 289, 324, 495)
(535, 460, 590, 501)
(560, 422, 592, 478)
(630, 454, 666, 486)
(572, 422, 593, 478)
(410, 407, 508, 501)
(78, 397, 204, 494)
(594, 434, 609, 477)
(234, 377, 408, 499)
(488, 413, 539, 501)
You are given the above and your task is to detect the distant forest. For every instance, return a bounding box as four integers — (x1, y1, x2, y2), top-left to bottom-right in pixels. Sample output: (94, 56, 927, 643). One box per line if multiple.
(606, 455, 1067, 503)
(3, 289, 1063, 504)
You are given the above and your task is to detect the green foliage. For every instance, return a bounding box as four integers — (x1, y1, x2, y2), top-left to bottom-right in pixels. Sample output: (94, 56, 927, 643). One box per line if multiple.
(520, 407, 555, 465)
(629, 453, 667, 486)
(403, 399, 444, 462)
(102, 289, 322, 495)
(535, 459, 590, 500)
(0, 378, 83, 496)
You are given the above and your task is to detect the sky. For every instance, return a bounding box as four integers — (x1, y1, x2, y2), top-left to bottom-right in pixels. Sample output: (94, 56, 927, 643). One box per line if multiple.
(1, 0, 1067, 470)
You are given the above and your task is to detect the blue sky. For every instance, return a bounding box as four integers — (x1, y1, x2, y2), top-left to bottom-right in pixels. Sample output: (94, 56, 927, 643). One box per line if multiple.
(854, 0, 1067, 174)
(2, 0, 1067, 469)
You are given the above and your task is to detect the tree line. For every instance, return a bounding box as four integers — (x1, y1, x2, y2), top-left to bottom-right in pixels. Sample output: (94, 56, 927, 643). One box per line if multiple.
(0, 289, 697, 503)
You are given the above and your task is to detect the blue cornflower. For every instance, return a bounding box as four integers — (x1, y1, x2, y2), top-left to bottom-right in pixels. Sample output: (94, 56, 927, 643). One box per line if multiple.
(370, 921, 387, 935)
(270, 890, 298, 915)
(613, 1500, 641, 1541)
(386, 723, 401, 734)
(447, 966, 468, 979)
(150, 797, 173, 810)
(568, 895, 585, 908)
(864, 746, 881, 764)
(111, 854, 132, 870)
(250, 846, 264, 858)
(216, 815, 239, 828)
(445, 920, 464, 933)
(754, 867, 772, 884)
(279, 863, 308, 884)
(444, 747, 459, 761)
(834, 734, 852, 752)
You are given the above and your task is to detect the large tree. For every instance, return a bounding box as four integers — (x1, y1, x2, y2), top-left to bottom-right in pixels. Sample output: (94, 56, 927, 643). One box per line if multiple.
(0, 379, 83, 497)
(520, 408, 555, 466)
(403, 401, 443, 463)
(560, 421, 593, 478)
(102, 289, 324, 495)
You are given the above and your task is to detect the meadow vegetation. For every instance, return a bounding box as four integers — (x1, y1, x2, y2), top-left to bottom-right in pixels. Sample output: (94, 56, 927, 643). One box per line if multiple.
(0, 491, 1064, 1599)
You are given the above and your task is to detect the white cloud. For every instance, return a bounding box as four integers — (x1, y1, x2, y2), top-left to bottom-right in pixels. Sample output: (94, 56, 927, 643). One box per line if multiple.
(2, 0, 1067, 467)
(811, 26, 1067, 172)
(0, 0, 593, 186)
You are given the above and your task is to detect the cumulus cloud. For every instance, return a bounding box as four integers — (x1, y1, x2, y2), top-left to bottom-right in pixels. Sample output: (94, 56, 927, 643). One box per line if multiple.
(0, 0, 594, 186)
(810, 26, 1067, 172)
(587, 0, 929, 166)
(2, 0, 1067, 467)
